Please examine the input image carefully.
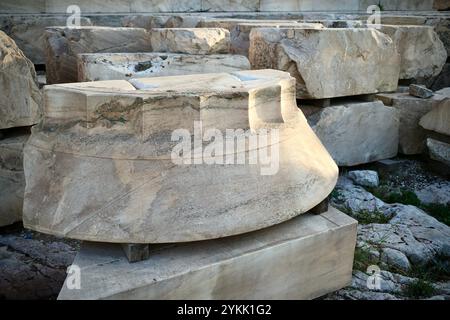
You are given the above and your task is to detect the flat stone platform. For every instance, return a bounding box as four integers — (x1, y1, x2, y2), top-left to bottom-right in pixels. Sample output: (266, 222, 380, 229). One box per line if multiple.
(58, 207, 357, 300)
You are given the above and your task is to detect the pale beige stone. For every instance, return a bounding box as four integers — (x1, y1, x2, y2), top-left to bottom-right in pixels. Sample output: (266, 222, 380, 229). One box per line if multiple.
(379, 25, 447, 81)
(77, 52, 250, 81)
(57, 208, 357, 300)
(45, 27, 152, 84)
(23, 70, 338, 243)
(249, 28, 400, 99)
(420, 96, 450, 136)
(376, 92, 434, 155)
(149, 28, 230, 54)
(0, 133, 28, 227)
(0, 31, 42, 129)
(197, 19, 323, 56)
(308, 101, 399, 166)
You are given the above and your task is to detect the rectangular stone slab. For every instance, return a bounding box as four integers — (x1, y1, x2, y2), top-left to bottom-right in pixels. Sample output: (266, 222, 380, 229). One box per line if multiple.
(44, 26, 152, 84)
(149, 28, 230, 54)
(77, 52, 250, 81)
(249, 27, 400, 99)
(57, 208, 357, 300)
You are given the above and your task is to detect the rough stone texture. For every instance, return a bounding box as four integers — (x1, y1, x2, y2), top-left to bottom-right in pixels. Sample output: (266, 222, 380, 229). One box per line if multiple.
(197, 20, 323, 56)
(348, 170, 380, 188)
(409, 84, 434, 99)
(77, 52, 250, 81)
(379, 25, 447, 81)
(149, 28, 230, 54)
(0, 31, 42, 129)
(44, 27, 152, 84)
(0, 230, 79, 300)
(57, 208, 357, 300)
(427, 138, 450, 167)
(420, 97, 450, 136)
(249, 27, 400, 99)
(0, 133, 28, 227)
(415, 182, 450, 206)
(308, 101, 399, 166)
(376, 92, 434, 155)
(23, 70, 339, 243)
(0, 15, 93, 64)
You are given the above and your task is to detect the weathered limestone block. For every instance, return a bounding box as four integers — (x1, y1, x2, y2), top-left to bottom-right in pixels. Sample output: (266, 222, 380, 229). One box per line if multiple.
(23, 70, 338, 243)
(379, 25, 447, 81)
(149, 28, 230, 54)
(0, 31, 42, 130)
(58, 208, 357, 300)
(249, 28, 400, 99)
(420, 96, 450, 136)
(427, 138, 450, 167)
(0, 133, 28, 226)
(0, 15, 93, 64)
(197, 19, 323, 56)
(308, 101, 399, 166)
(377, 92, 435, 154)
(45, 27, 152, 84)
(77, 52, 250, 81)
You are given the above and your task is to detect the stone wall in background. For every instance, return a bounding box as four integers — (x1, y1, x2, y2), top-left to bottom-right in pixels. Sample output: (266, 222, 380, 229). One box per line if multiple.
(0, 0, 437, 14)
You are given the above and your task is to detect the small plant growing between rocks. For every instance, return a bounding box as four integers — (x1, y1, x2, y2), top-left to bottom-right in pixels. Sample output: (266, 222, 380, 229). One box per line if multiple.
(402, 279, 436, 299)
(353, 246, 379, 271)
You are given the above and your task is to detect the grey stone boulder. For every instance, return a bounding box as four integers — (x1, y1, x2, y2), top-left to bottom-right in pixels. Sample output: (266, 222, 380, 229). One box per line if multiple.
(348, 170, 380, 188)
(427, 138, 450, 167)
(381, 248, 411, 272)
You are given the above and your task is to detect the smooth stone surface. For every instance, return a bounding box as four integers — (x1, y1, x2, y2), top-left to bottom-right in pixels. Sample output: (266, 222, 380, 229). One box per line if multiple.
(0, 133, 28, 226)
(57, 208, 357, 300)
(249, 28, 400, 99)
(348, 170, 380, 188)
(427, 138, 450, 167)
(420, 96, 450, 136)
(45, 27, 152, 84)
(77, 52, 250, 81)
(376, 92, 434, 155)
(23, 70, 339, 243)
(149, 28, 230, 54)
(0, 31, 42, 129)
(308, 101, 399, 166)
(379, 25, 447, 81)
(380, 248, 411, 273)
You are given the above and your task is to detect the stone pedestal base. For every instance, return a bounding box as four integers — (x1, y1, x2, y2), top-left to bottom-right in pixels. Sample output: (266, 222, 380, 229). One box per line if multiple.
(58, 208, 357, 300)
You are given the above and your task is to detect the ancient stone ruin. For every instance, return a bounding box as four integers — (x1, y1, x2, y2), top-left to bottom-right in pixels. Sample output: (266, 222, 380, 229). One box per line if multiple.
(0, 0, 449, 301)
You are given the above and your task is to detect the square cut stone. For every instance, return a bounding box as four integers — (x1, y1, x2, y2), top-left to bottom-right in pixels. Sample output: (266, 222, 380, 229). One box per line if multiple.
(77, 52, 250, 82)
(57, 208, 357, 300)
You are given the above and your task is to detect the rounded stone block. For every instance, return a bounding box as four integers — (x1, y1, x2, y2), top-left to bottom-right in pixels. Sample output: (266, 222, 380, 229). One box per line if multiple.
(23, 70, 338, 243)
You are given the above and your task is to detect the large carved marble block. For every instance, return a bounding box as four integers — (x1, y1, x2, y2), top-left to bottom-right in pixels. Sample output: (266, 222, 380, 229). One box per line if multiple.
(58, 208, 357, 300)
(0, 132, 28, 227)
(197, 19, 323, 56)
(23, 70, 338, 243)
(308, 101, 399, 166)
(419, 89, 450, 136)
(149, 28, 230, 54)
(379, 25, 447, 81)
(249, 28, 400, 99)
(0, 31, 42, 129)
(77, 52, 250, 81)
(44, 27, 152, 84)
